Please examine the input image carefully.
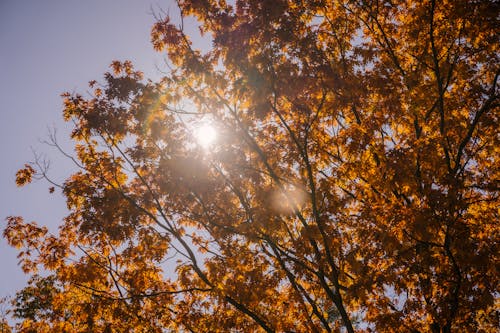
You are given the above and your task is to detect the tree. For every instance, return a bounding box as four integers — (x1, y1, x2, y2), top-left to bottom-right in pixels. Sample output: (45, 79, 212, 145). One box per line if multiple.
(4, 0, 499, 331)
(0, 297, 12, 333)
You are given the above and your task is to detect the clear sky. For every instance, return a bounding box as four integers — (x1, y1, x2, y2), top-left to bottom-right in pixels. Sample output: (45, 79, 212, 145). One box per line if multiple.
(0, 0, 170, 302)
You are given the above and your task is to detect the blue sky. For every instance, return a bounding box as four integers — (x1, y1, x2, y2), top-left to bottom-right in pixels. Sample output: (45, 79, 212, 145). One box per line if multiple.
(0, 0, 170, 302)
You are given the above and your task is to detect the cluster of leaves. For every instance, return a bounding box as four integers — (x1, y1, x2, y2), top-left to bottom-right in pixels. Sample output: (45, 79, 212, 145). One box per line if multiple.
(4, 0, 499, 332)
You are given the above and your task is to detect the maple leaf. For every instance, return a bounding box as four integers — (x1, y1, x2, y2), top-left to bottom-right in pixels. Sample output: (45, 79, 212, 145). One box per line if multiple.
(15, 164, 35, 187)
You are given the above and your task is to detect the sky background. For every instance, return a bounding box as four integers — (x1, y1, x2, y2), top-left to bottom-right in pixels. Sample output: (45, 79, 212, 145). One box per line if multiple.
(0, 0, 178, 303)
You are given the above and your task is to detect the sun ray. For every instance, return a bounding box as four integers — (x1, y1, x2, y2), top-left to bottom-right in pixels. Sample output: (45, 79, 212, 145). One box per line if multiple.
(194, 124, 217, 148)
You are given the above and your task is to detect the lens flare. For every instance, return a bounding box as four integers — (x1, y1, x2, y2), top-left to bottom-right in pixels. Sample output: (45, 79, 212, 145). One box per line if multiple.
(195, 124, 217, 148)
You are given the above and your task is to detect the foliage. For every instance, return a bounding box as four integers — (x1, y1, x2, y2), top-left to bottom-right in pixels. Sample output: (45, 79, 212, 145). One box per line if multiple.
(11, 275, 59, 322)
(0, 320, 12, 333)
(0, 297, 12, 333)
(4, 0, 499, 332)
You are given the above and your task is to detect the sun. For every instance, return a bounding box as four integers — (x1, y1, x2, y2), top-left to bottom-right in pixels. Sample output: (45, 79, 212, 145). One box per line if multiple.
(194, 124, 217, 148)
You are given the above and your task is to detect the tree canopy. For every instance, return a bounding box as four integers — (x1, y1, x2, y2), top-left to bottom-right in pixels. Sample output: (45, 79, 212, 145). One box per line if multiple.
(4, 0, 499, 332)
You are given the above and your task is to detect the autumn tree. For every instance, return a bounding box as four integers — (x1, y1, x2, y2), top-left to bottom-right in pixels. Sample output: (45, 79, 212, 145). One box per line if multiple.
(4, 0, 499, 332)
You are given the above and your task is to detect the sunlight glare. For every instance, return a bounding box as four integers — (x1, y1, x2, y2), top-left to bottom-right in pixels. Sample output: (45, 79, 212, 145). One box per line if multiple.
(195, 124, 217, 149)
